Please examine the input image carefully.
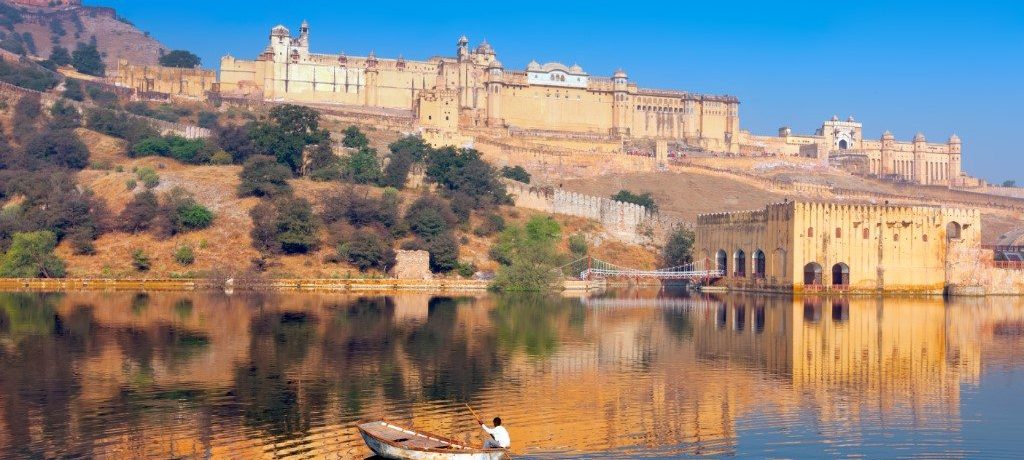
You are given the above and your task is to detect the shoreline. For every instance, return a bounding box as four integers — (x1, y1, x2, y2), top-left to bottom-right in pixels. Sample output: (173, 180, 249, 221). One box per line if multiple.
(0, 278, 608, 293)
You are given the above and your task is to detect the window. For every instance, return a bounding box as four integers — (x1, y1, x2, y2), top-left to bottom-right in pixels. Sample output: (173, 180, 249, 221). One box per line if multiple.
(893, 233, 900, 241)
(923, 234, 929, 242)
(835, 228, 842, 239)
(807, 227, 814, 237)
(862, 228, 869, 239)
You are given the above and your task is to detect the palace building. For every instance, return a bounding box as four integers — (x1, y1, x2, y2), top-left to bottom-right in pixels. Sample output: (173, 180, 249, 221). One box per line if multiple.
(694, 201, 981, 293)
(218, 22, 741, 152)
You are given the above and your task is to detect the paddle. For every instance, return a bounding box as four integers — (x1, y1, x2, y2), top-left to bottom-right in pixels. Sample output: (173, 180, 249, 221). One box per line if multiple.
(466, 403, 515, 459)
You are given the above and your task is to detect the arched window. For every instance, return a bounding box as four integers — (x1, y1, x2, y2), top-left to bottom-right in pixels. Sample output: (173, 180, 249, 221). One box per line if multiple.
(831, 263, 850, 286)
(835, 228, 842, 239)
(752, 250, 766, 279)
(807, 227, 814, 238)
(716, 250, 727, 273)
(734, 250, 746, 277)
(862, 227, 870, 239)
(803, 262, 823, 285)
(893, 233, 900, 241)
(947, 221, 962, 240)
(923, 234, 929, 242)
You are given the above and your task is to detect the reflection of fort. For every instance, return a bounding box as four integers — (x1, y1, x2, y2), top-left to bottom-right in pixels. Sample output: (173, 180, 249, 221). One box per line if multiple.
(1, 292, 1023, 458)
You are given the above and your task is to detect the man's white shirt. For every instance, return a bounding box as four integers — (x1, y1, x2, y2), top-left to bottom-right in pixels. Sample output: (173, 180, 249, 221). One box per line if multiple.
(481, 424, 510, 448)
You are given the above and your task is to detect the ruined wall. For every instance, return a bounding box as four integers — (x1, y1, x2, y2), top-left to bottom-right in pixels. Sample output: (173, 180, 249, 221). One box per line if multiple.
(392, 250, 431, 280)
(114, 60, 216, 100)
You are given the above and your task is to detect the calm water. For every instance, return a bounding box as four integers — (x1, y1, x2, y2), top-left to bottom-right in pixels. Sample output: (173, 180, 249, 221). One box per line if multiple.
(0, 289, 1023, 459)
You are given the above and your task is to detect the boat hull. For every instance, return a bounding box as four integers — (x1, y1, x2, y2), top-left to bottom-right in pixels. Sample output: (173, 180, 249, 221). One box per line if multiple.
(358, 423, 507, 460)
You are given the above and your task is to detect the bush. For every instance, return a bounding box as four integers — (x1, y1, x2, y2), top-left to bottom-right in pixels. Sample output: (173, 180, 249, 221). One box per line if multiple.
(72, 42, 105, 76)
(125, 179, 137, 191)
(131, 248, 151, 271)
(137, 167, 160, 189)
(159, 50, 201, 68)
(425, 146, 509, 209)
(381, 136, 429, 188)
(500, 165, 531, 184)
(214, 123, 257, 163)
(69, 228, 95, 255)
(568, 233, 588, 257)
(474, 213, 505, 237)
(197, 111, 218, 128)
(86, 86, 117, 107)
(49, 46, 71, 67)
(320, 187, 400, 232)
(342, 125, 369, 148)
(404, 195, 457, 241)
(345, 228, 396, 272)
(491, 216, 566, 292)
(23, 128, 89, 170)
(343, 147, 382, 184)
(457, 262, 477, 278)
(611, 190, 657, 212)
(210, 150, 232, 165)
(48, 100, 81, 130)
(173, 245, 195, 265)
(12, 95, 41, 140)
(131, 136, 170, 157)
(662, 227, 694, 267)
(250, 105, 329, 173)
(0, 231, 66, 278)
(86, 109, 159, 144)
(0, 58, 59, 91)
(0, 171, 109, 247)
(249, 196, 319, 254)
(118, 190, 159, 233)
(62, 78, 84, 101)
(305, 141, 340, 180)
(427, 233, 459, 273)
(158, 187, 213, 236)
(238, 155, 292, 198)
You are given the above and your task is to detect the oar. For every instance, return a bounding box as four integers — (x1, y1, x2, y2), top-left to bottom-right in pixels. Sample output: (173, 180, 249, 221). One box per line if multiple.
(466, 404, 516, 459)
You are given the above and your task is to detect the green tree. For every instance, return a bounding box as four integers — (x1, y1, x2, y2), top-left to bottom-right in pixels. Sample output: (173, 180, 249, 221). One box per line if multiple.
(1002, 180, 1016, 187)
(118, 190, 159, 233)
(342, 125, 369, 148)
(238, 155, 292, 197)
(345, 228, 396, 272)
(132, 248, 151, 271)
(249, 197, 319, 254)
(500, 165, 531, 184)
(48, 46, 71, 67)
(62, 78, 84, 101)
(158, 50, 201, 68)
(173, 245, 195, 265)
(425, 146, 508, 209)
(71, 42, 105, 76)
(491, 216, 566, 292)
(662, 227, 695, 267)
(0, 231, 66, 278)
(427, 233, 459, 273)
(611, 190, 657, 212)
(343, 147, 382, 184)
(568, 233, 588, 257)
(48, 100, 81, 130)
(404, 195, 456, 241)
(23, 129, 89, 169)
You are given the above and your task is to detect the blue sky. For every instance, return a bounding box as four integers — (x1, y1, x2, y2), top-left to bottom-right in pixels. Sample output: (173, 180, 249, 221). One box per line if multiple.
(91, 0, 1024, 183)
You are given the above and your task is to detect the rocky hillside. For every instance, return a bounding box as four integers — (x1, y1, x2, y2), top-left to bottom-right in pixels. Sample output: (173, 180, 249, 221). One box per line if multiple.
(0, 0, 167, 69)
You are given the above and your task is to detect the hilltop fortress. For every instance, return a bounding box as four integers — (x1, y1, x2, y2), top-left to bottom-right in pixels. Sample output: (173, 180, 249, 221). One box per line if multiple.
(218, 22, 741, 153)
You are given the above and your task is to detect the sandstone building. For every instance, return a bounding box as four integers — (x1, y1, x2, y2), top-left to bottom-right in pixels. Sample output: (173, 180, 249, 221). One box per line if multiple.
(114, 59, 217, 101)
(740, 116, 967, 186)
(218, 22, 741, 152)
(694, 201, 980, 293)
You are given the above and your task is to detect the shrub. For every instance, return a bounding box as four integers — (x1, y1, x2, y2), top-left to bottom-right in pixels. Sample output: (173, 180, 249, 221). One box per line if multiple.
(23, 129, 89, 170)
(118, 190, 159, 233)
(62, 78, 84, 101)
(12, 95, 41, 140)
(69, 228, 95, 255)
(0, 231, 66, 278)
(48, 100, 81, 129)
(491, 216, 566, 292)
(71, 42, 105, 76)
(159, 50, 201, 68)
(125, 179, 137, 191)
(500, 165, 531, 184)
(86, 109, 159, 144)
(137, 167, 160, 189)
(197, 111, 218, 128)
(214, 123, 257, 163)
(0, 58, 59, 91)
(345, 228, 396, 272)
(320, 187, 399, 230)
(131, 248, 151, 271)
(158, 188, 213, 236)
(131, 136, 170, 157)
(305, 141, 340, 180)
(210, 150, 232, 165)
(568, 233, 588, 257)
(662, 227, 695, 267)
(427, 233, 459, 273)
(404, 195, 457, 241)
(425, 146, 509, 209)
(86, 86, 117, 107)
(342, 125, 368, 148)
(457, 262, 477, 278)
(343, 147, 382, 184)
(474, 213, 505, 237)
(249, 196, 319, 254)
(611, 190, 657, 212)
(173, 245, 195, 265)
(238, 155, 292, 198)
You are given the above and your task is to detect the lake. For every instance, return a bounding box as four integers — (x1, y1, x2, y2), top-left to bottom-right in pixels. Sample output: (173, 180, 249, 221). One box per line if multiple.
(0, 289, 1022, 458)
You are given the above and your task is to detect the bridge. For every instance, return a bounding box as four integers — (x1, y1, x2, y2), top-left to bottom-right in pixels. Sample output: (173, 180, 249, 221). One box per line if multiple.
(560, 257, 724, 283)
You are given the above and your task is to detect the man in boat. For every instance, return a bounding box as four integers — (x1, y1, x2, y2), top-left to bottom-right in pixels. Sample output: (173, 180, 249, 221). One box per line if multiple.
(477, 416, 511, 449)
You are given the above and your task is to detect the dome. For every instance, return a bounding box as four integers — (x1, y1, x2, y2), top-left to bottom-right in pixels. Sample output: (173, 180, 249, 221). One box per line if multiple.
(881, 130, 894, 140)
(488, 59, 503, 69)
(569, 63, 584, 73)
(847, 115, 855, 122)
(301, 19, 309, 29)
(949, 134, 961, 144)
(913, 132, 926, 142)
(475, 39, 494, 54)
(271, 25, 290, 37)
(831, 115, 839, 122)
(613, 68, 628, 79)
(527, 60, 540, 71)
(458, 35, 468, 45)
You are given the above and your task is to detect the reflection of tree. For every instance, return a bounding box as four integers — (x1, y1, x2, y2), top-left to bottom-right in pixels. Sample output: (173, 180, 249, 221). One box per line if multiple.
(320, 296, 396, 416)
(0, 296, 95, 458)
(663, 309, 694, 341)
(232, 310, 319, 439)
(490, 294, 570, 358)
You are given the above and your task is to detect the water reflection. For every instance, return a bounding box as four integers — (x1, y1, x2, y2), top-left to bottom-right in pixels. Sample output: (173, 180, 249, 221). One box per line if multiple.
(0, 291, 1022, 458)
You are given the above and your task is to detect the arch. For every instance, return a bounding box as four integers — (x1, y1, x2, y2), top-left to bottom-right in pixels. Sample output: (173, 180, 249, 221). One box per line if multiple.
(752, 249, 766, 279)
(831, 262, 850, 286)
(862, 227, 870, 239)
(838, 139, 848, 150)
(734, 249, 746, 277)
(947, 221, 961, 240)
(715, 250, 728, 273)
(803, 262, 823, 285)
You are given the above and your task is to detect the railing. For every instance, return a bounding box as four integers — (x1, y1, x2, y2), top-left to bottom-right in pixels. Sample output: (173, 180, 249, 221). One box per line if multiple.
(993, 261, 1024, 270)
(580, 268, 724, 280)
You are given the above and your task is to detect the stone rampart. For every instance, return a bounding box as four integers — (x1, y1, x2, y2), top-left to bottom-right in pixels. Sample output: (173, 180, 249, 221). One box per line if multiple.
(504, 179, 692, 245)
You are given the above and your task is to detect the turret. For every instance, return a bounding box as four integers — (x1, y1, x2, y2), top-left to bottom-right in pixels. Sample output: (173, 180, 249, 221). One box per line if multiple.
(913, 132, 927, 184)
(298, 20, 310, 47)
(269, 25, 291, 62)
(948, 134, 961, 154)
(485, 59, 504, 127)
(457, 35, 469, 61)
(880, 131, 894, 175)
(611, 69, 629, 136)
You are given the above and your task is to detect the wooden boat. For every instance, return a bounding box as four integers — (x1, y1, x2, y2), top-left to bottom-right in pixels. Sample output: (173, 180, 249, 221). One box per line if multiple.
(358, 420, 509, 460)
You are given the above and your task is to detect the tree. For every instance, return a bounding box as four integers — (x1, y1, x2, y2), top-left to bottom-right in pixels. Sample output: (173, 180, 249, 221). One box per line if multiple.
(12, 95, 41, 140)
(131, 248, 151, 271)
(48, 46, 71, 67)
(238, 155, 292, 198)
(118, 190, 159, 233)
(48, 100, 81, 130)
(23, 129, 89, 170)
(491, 216, 566, 291)
(306, 141, 340, 180)
(611, 190, 657, 212)
(0, 231, 66, 278)
(662, 227, 695, 267)
(62, 78, 84, 101)
(345, 228, 396, 272)
(1002, 180, 1016, 188)
(214, 123, 257, 163)
(343, 147, 382, 184)
(427, 232, 459, 273)
(404, 195, 457, 241)
(157, 187, 213, 237)
(71, 42, 105, 76)
(500, 165, 531, 184)
(425, 147, 508, 209)
(249, 197, 319, 254)
(320, 187, 399, 230)
(86, 108, 159, 144)
(568, 233, 588, 257)
(342, 125, 369, 148)
(158, 50, 201, 68)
